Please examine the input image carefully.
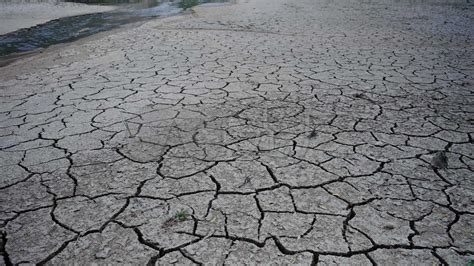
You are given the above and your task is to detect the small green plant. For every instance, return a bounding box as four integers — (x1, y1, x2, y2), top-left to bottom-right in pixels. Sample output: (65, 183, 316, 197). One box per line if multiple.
(162, 209, 189, 228)
(175, 209, 189, 222)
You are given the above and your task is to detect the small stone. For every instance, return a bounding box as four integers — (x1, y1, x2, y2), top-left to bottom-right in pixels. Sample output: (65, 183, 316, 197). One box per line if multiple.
(383, 224, 395, 230)
(431, 151, 448, 170)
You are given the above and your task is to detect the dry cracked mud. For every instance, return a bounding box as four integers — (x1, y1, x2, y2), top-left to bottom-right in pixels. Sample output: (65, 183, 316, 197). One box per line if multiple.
(0, 0, 473, 264)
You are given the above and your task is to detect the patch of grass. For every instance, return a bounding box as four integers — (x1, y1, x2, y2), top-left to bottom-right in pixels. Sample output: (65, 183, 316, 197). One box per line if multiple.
(162, 209, 189, 228)
(175, 209, 189, 222)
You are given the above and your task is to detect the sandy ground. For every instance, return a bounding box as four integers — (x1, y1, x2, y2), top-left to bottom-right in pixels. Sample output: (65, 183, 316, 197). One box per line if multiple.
(0, 0, 473, 264)
(0, 1, 115, 35)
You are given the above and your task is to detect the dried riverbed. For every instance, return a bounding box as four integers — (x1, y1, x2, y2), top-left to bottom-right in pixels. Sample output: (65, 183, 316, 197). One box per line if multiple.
(0, 0, 473, 264)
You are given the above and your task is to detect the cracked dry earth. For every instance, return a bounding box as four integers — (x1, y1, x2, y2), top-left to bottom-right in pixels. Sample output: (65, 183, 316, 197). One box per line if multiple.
(0, 0, 473, 264)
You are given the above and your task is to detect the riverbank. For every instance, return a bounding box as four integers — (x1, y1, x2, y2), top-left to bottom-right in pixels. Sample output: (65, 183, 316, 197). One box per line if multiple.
(0, 0, 229, 59)
(0, 1, 116, 35)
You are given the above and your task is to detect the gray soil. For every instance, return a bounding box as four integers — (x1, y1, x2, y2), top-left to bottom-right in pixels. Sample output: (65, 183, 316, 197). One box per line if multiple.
(0, 0, 473, 264)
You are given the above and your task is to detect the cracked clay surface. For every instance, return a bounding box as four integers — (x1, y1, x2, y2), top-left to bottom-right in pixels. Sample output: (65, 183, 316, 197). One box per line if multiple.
(0, 0, 473, 264)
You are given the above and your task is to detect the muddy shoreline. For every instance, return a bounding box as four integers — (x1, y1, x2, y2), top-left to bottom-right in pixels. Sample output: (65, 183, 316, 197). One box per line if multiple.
(0, 1, 116, 35)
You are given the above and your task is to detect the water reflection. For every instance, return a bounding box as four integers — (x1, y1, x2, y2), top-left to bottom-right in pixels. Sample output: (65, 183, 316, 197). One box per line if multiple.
(64, 0, 195, 8)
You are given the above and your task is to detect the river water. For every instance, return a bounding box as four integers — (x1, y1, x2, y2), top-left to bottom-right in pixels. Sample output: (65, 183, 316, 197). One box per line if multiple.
(0, 0, 227, 57)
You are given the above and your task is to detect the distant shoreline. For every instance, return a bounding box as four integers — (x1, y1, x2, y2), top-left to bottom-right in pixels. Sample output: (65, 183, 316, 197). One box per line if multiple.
(0, 1, 116, 35)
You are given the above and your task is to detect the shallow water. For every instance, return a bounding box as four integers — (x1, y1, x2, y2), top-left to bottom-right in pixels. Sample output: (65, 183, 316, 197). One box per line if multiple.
(0, 0, 227, 57)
